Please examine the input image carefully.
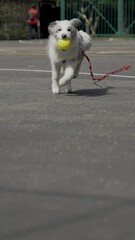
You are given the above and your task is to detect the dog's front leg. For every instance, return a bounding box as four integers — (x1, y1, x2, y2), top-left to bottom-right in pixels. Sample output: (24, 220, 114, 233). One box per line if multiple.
(59, 63, 76, 88)
(51, 62, 61, 94)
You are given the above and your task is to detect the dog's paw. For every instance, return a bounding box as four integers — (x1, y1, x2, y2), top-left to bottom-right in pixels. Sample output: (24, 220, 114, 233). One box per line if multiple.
(52, 86, 60, 94)
(65, 89, 72, 94)
(59, 78, 67, 86)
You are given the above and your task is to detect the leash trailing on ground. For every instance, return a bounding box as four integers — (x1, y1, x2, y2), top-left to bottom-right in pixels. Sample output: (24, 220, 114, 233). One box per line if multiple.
(82, 51, 131, 83)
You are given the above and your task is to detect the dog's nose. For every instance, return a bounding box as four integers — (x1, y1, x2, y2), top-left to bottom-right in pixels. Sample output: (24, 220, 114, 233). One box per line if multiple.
(62, 34, 67, 39)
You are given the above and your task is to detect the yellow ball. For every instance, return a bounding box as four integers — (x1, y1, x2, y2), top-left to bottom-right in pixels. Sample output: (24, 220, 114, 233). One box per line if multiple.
(57, 38, 71, 51)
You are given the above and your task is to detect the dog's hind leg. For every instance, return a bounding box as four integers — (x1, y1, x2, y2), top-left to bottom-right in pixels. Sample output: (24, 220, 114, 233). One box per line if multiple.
(65, 81, 72, 93)
(51, 62, 61, 94)
(73, 58, 83, 78)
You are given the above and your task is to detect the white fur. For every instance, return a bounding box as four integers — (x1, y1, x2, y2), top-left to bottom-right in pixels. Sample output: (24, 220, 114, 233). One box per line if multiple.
(48, 19, 91, 94)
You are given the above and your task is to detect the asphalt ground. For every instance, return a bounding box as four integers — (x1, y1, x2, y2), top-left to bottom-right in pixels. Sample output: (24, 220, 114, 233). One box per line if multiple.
(0, 38, 135, 240)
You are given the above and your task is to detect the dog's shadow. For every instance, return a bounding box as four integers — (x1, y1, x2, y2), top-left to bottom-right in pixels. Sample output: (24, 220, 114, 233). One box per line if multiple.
(68, 86, 114, 97)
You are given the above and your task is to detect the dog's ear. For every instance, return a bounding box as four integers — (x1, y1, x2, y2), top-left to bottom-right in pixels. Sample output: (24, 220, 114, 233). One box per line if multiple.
(48, 21, 57, 34)
(71, 19, 81, 28)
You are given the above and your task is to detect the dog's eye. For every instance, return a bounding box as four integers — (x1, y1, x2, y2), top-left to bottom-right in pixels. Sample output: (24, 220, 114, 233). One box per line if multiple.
(67, 28, 71, 32)
(58, 28, 62, 32)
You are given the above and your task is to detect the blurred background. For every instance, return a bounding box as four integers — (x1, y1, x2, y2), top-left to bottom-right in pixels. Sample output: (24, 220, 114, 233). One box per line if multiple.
(0, 0, 134, 40)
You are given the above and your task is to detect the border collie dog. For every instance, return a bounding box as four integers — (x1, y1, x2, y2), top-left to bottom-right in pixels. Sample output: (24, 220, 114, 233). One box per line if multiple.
(48, 19, 91, 94)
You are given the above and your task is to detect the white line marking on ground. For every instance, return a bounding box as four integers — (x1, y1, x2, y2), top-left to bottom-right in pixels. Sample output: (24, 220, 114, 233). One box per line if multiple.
(97, 51, 135, 54)
(0, 68, 51, 73)
(0, 68, 134, 79)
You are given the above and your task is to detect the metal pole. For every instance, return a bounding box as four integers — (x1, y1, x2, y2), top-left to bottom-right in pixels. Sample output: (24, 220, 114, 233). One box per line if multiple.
(117, 0, 123, 36)
(61, 0, 65, 20)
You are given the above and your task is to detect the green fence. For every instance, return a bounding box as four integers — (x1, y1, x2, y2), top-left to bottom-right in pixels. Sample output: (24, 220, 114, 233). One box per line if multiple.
(61, 0, 135, 36)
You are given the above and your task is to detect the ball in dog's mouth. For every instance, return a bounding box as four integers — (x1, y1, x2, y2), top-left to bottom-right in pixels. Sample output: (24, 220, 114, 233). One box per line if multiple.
(57, 38, 71, 51)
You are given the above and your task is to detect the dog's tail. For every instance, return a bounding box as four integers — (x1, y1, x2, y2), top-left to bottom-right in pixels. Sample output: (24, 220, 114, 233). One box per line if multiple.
(79, 30, 92, 52)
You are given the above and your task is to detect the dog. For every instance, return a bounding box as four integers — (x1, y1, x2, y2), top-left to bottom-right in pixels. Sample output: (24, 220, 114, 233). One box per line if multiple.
(48, 19, 91, 94)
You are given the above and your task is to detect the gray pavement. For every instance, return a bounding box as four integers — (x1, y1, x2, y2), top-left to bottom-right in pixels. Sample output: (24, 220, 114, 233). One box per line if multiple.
(0, 38, 135, 240)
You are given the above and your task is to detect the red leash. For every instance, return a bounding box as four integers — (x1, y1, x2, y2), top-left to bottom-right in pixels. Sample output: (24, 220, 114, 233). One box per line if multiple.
(82, 51, 131, 82)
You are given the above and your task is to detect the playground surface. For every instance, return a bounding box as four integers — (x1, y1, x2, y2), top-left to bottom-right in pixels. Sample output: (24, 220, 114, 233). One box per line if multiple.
(0, 38, 135, 240)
